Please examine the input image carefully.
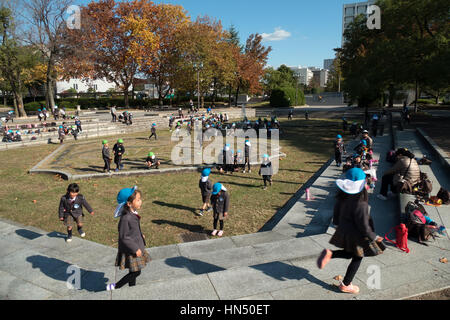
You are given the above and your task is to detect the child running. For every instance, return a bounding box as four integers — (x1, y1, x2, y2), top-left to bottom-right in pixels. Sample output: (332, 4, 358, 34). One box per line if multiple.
(106, 187, 151, 291)
(58, 183, 94, 243)
(210, 183, 230, 237)
(198, 168, 213, 216)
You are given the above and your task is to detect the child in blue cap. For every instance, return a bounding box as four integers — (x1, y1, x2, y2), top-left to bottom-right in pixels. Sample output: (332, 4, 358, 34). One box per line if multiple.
(107, 186, 151, 291)
(198, 168, 213, 216)
(259, 154, 273, 190)
(149, 123, 157, 140)
(334, 135, 346, 167)
(210, 183, 230, 237)
(317, 168, 384, 295)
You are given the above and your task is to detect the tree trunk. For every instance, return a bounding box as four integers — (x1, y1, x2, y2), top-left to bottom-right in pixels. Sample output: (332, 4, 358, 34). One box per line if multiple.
(235, 82, 240, 107)
(228, 85, 232, 108)
(388, 84, 395, 108)
(124, 88, 129, 108)
(414, 79, 418, 113)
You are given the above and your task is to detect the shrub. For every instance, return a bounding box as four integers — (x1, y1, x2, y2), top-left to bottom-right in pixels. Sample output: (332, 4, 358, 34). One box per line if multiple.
(270, 87, 305, 108)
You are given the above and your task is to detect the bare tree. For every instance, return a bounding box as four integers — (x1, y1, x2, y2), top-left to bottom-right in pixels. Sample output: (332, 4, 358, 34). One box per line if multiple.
(19, 0, 71, 112)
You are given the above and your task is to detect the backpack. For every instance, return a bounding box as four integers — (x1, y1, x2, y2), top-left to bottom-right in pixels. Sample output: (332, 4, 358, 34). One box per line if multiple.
(386, 150, 396, 163)
(437, 188, 450, 205)
(413, 172, 433, 198)
(385, 224, 410, 253)
(403, 201, 427, 223)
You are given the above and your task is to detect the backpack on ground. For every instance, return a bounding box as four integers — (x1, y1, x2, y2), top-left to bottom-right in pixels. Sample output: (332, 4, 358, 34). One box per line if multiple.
(403, 200, 427, 223)
(437, 188, 450, 205)
(413, 172, 433, 199)
(385, 223, 410, 253)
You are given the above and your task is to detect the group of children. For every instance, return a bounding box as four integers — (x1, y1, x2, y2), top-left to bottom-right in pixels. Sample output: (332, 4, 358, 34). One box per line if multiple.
(58, 118, 83, 143)
(334, 129, 378, 190)
(101, 138, 160, 173)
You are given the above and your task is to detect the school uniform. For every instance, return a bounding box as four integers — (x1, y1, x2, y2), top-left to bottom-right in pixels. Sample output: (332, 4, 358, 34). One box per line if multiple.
(75, 120, 82, 132)
(102, 146, 111, 172)
(244, 144, 251, 172)
(199, 177, 213, 204)
(259, 161, 273, 186)
(115, 208, 150, 273)
(146, 156, 159, 169)
(334, 140, 346, 166)
(211, 190, 230, 221)
(149, 127, 157, 140)
(113, 144, 125, 169)
(58, 194, 93, 227)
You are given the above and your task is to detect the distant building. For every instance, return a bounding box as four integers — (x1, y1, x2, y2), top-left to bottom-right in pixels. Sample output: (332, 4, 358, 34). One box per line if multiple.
(288, 66, 314, 86)
(323, 59, 334, 71)
(342, 0, 376, 44)
(56, 78, 117, 95)
(312, 69, 329, 88)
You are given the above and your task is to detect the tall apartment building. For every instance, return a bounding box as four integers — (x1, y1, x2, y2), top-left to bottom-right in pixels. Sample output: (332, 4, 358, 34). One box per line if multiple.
(289, 66, 314, 86)
(342, 0, 376, 44)
(323, 59, 334, 71)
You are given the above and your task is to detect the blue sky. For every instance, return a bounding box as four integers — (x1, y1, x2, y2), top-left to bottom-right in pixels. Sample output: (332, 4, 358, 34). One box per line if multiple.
(73, 0, 356, 69)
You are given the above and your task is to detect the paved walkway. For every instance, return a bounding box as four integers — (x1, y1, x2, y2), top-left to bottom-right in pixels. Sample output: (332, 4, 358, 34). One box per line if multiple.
(1, 125, 449, 300)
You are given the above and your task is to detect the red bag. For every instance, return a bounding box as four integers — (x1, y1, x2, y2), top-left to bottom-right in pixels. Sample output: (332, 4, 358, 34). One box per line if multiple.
(385, 224, 410, 253)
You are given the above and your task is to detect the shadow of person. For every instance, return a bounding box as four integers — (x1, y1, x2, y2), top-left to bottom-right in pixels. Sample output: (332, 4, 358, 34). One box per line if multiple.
(153, 201, 197, 214)
(152, 219, 204, 233)
(165, 256, 226, 275)
(15, 229, 43, 240)
(250, 261, 335, 291)
(26, 255, 109, 293)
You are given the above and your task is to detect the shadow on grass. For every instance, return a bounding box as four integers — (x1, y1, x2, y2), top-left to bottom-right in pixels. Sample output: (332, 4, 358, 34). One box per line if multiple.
(153, 201, 198, 214)
(152, 219, 204, 233)
(73, 166, 104, 173)
(26, 255, 109, 293)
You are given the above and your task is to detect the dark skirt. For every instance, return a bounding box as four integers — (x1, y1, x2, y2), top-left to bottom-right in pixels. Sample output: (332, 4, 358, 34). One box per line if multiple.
(115, 250, 151, 272)
(330, 229, 384, 258)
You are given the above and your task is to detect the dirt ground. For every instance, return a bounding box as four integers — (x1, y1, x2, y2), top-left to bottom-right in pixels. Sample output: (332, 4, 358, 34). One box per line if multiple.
(407, 288, 450, 300)
(410, 114, 450, 156)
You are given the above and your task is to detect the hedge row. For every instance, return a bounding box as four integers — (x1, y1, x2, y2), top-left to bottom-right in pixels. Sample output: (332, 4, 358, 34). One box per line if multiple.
(270, 87, 305, 108)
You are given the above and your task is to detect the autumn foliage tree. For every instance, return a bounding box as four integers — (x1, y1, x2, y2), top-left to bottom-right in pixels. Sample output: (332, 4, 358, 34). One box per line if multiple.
(63, 0, 159, 107)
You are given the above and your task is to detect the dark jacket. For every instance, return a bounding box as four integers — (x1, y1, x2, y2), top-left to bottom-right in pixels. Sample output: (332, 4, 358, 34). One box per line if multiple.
(245, 144, 251, 158)
(259, 161, 273, 176)
(334, 140, 346, 154)
(58, 194, 93, 219)
(211, 190, 230, 219)
(118, 209, 146, 255)
(146, 156, 159, 164)
(199, 178, 213, 196)
(102, 146, 111, 160)
(113, 144, 125, 157)
(330, 193, 377, 257)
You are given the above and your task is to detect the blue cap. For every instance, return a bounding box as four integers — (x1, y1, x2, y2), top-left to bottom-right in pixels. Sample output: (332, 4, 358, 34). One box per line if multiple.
(337, 135, 342, 139)
(336, 168, 367, 195)
(263, 154, 269, 159)
(345, 168, 366, 182)
(117, 186, 137, 205)
(212, 183, 222, 195)
(201, 168, 211, 177)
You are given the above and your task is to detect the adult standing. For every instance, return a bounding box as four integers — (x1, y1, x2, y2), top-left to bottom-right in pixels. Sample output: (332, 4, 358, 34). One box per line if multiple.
(317, 168, 385, 294)
(111, 105, 117, 123)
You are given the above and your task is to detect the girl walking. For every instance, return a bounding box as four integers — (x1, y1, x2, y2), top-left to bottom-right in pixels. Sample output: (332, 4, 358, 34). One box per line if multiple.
(210, 183, 230, 238)
(317, 168, 385, 294)
(107, 187, 151, 291)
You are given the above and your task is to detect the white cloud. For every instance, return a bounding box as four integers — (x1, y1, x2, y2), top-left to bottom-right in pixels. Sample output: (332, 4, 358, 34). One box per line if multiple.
(261, 27, 291, 42)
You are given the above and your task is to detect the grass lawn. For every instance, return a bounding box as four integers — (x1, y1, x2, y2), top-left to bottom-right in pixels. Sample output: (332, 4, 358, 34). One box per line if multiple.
(0, 118, 352, 248)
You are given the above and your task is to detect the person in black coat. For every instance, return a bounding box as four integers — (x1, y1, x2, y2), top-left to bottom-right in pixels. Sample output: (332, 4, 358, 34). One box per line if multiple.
(317, 168, 384, 294)
(58, 183, 94, 243)
(113, 139, 125, 172)
(107, 187, 151, 291)
(259, 154, 273, 190)
(198, 168, 213, 216)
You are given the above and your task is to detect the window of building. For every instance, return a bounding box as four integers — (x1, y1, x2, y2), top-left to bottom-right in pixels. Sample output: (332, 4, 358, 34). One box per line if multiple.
(357, 5, 367, 15)
(345, 7, 355, 16)
(73, 83, 78, 90)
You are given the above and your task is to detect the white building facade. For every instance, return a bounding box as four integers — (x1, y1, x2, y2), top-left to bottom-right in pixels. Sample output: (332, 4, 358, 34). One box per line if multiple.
(342, 0, 376, 44)
(56, 78, 117, 95)
(289, 66, 314, 86)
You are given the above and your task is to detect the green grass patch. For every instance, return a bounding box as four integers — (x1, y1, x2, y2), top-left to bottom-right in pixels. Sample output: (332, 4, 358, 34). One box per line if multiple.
(0, 118, 352, 248)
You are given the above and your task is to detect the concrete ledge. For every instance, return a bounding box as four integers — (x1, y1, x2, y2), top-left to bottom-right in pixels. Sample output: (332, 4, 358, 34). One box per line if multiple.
(416, 127, 450, 175)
